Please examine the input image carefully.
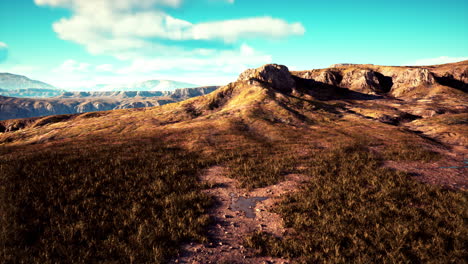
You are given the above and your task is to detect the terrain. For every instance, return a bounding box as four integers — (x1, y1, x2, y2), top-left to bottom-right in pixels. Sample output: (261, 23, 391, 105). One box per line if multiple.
(0, 61, 467, 263)
(0, 86, 218, 121)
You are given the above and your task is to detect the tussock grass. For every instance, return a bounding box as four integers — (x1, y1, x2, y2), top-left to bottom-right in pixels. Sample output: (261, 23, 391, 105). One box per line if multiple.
(245, 143, 467, 263)
(383, 141, 441, 162)
(217, 146, 297, 189)
(0, 138, 212, 263)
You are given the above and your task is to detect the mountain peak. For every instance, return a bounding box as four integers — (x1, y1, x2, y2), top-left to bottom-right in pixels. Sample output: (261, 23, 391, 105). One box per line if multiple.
(237, 64, 295, 93)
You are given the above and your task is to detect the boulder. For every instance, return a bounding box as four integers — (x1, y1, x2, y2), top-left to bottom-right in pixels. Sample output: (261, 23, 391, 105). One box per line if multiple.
(238, 64, 295, 93)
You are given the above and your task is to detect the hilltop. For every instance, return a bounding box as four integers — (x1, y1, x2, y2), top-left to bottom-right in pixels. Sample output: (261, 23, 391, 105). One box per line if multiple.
(0, 61, 467, 263)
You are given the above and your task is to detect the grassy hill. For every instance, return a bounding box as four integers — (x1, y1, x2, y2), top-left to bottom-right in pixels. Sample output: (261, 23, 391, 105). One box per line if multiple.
(0, 62, 467, 263)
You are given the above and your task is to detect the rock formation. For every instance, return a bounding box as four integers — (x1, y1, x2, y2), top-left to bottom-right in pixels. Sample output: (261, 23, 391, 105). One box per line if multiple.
(238, 64, 296, 93)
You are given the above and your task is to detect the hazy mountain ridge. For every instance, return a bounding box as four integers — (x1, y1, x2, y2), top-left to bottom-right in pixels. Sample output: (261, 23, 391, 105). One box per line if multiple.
(94, 79, 199, 91)
(0, 86, 218, 121)
(0, 73, 57, 90)
(0, 88, 67, 98)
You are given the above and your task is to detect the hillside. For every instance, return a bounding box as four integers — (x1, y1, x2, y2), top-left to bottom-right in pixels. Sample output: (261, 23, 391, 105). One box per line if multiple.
(0, 62, 467, 263)
(0, 86, 218, 120)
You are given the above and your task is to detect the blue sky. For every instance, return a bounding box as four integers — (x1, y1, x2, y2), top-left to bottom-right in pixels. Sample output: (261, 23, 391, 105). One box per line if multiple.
(0, 0, 467, 89)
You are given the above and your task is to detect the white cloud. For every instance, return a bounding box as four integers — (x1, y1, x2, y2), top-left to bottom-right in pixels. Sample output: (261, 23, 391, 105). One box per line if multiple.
(35, 0, 305, 88)
(0, 42, 7, 48)
(53, 59, 90, 73)
(34, 0, 183, 9)
(96, 64, 114, 72)
(118, 44, 272, 74)
(36, 0, 305, 56)
(190, 17, 305, 43)
(406, 56, 468, 66)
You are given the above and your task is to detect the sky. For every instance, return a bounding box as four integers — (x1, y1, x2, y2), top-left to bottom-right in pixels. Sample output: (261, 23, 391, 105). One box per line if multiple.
(0, 0, 467, 90)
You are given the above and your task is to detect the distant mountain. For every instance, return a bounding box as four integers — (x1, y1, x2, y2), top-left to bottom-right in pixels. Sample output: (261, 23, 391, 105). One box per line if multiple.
(0, 73, 63, 97)
(0, 73, 57, 90)
(56, 86, 218, 99)
(95, 80, 199, 92)
(0, 86, 218, 120)
(0, 88, 66, 98)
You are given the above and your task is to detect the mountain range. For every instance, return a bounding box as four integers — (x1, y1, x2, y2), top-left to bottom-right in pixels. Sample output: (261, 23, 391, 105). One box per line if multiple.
(0, 72, 204, 97)
(0, 86, 218, 120)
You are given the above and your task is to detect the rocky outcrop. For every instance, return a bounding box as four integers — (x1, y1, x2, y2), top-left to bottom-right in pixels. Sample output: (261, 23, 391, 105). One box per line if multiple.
(238, 64, 295, 93)
(170, 86, 219, 99)
(316, 70, 342, 86)
(292, 62, 465, 97)
(338, 70, 392, 94)
(388, 68, 435, 97)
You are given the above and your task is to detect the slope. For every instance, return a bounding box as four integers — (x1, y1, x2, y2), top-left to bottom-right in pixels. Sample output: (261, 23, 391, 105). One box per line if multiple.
(0, 63, 467, 263)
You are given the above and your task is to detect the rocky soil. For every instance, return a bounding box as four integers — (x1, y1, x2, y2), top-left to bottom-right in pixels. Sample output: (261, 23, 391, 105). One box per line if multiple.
(171, 167, 308, 264)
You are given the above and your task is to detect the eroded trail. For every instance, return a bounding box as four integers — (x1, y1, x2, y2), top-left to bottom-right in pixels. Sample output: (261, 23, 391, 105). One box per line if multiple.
(171, 166, 307, 264)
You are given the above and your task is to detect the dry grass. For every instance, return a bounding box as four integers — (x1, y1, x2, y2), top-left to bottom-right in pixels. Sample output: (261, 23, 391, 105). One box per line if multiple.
(0, 138, 213, 263)
(244, 142, 467, 263)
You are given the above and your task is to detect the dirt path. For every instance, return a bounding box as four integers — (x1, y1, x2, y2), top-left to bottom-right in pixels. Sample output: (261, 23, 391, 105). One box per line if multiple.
(170, 166, 307, 264)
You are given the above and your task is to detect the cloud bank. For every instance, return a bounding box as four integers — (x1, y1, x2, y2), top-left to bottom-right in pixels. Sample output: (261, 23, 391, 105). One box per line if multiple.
(35, 0, 305, 84)
(407, 56, 468, 66)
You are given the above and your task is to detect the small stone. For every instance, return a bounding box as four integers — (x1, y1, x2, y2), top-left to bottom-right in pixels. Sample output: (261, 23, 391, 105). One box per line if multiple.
(223, 214, 233, 218)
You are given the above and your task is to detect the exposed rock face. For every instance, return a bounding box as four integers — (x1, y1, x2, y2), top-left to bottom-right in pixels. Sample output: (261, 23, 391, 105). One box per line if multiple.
(315, 70, 342, 86)
(293, 61, 468, 97)
(389, 68, 435, 97)
(238, 64, 295, 93)
(340, 70, 392, 94)
(170, 86, 219, 99)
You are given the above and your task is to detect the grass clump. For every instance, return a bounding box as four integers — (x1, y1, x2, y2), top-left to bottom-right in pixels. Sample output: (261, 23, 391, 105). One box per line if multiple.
(0, 138, 212, 263)
(383, 141, 441, 162)
(245, 143, 467, 263)
(219, 147, 297, 189)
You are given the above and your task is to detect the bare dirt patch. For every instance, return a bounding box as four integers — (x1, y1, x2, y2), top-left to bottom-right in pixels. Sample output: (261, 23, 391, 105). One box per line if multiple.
(171, 166, 308, 264)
